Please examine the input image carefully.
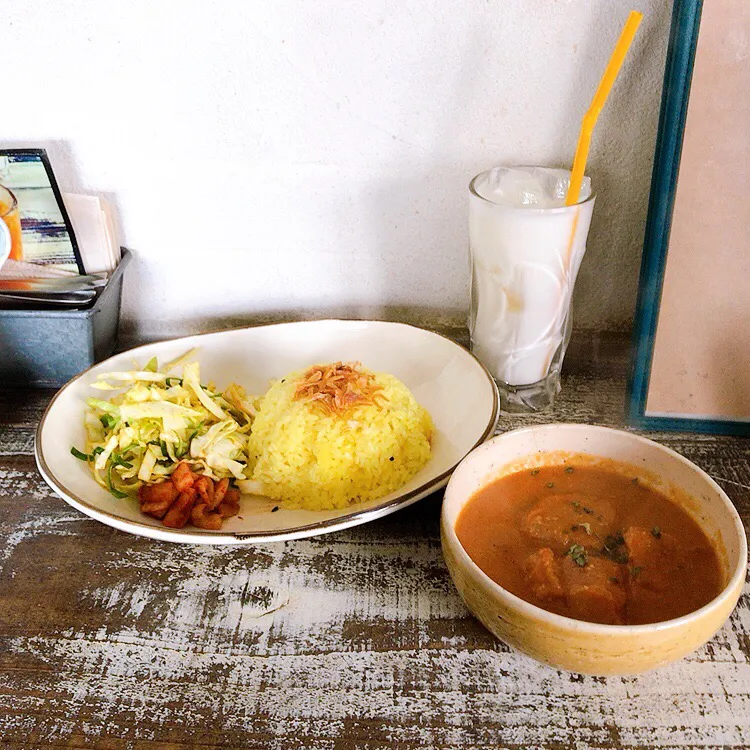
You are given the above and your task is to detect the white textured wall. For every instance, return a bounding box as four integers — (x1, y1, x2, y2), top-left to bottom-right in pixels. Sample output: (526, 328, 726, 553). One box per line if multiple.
(2, 1, 670, 339)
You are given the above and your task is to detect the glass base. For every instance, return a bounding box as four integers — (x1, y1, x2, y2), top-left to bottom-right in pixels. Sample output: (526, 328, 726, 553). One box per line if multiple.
(495, 371, 562, 414)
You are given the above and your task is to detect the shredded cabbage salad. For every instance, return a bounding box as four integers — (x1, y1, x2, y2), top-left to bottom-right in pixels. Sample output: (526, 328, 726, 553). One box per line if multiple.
(71, 351, 260, 498)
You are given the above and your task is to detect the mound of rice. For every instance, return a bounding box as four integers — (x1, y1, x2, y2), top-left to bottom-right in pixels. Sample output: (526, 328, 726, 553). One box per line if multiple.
(246, 362, 433, 510)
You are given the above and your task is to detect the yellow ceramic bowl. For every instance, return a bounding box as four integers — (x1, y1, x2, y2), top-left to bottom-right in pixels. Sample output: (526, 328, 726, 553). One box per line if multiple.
(441, 423, 747, 675)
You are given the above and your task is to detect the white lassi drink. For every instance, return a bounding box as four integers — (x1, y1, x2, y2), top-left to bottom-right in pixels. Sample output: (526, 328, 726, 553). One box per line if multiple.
(469, 166, 595, 411)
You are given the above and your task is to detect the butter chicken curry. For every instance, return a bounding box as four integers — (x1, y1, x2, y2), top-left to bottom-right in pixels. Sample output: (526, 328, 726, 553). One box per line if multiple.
(455, 459, 723, 625)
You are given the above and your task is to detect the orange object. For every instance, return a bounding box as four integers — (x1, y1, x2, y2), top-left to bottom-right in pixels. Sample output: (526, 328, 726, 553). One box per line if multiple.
(566, 10, 644, 206)
(0, 185, 23, 261)
(455, 457, 723, 626)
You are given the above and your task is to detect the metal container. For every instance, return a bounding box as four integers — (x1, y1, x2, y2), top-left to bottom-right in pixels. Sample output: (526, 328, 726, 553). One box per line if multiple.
(0, 250, 131, 387)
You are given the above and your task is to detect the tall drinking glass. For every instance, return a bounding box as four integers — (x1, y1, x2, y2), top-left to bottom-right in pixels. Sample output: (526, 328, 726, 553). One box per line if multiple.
(468, 166, 595, 413)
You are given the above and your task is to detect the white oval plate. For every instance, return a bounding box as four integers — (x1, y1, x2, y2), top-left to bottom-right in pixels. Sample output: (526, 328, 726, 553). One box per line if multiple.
(36, 320, 499, 544)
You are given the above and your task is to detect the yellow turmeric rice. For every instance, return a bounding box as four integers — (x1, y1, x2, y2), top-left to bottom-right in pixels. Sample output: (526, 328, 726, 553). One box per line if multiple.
(246, 362, 433, 510)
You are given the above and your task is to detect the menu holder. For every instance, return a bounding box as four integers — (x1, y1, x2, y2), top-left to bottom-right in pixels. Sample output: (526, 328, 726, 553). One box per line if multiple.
(0, 149, 84, 274)
(0, 250, 131, 387)
(627, 0, 750, 436)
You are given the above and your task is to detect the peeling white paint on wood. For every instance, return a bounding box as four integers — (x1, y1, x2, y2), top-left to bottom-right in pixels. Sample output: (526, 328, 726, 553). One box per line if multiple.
(0, 426, 34, 456)
(0, 509, 81, 565)
(4, 484, 750, 747)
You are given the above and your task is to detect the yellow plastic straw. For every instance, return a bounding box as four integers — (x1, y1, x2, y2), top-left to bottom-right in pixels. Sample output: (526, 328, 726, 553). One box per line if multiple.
(566, 10, 643, 205)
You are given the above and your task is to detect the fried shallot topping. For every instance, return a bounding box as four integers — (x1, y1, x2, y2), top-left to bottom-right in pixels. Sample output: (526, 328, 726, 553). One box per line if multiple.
(293, 361, 386, 415)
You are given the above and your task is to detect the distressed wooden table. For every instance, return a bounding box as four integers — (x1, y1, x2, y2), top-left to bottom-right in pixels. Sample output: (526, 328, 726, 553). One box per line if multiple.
(1, 334, 749, 749)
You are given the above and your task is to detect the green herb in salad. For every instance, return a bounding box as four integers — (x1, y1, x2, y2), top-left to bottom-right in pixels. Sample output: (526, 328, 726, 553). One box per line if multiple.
(73, 354, 260, 499)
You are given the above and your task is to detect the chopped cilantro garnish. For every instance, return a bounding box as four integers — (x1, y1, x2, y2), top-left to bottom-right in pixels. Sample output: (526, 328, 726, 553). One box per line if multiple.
(565, 466, 574, 474)
(652, 526, 662, 539)
(602, 532, 629, 564)
(567, 543, 588, 567)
